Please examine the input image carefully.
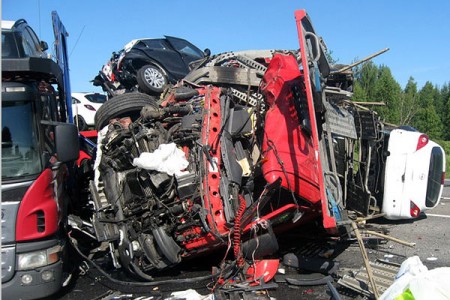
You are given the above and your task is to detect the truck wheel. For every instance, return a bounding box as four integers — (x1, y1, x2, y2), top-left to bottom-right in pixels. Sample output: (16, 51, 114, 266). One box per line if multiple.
(136, 65, 168, 95)
(74, 115, 88, 131)
(94, 92, 158, 131)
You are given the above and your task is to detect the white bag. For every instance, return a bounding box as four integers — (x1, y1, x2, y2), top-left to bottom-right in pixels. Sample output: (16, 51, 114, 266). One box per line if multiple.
(380, 256, 450, 300)
(133, 143, 189, 176)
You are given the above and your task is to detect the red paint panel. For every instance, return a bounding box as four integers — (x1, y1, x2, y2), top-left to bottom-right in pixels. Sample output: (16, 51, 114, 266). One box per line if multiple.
(246, 259, 279, 285)
(201, 86, 227, 234)
(16, 168, 58, 241)
(183, 232, 222, 250)
(79, 130, 98, 139)
(261, 53, 321, 204)
(77, 150, 91, 167)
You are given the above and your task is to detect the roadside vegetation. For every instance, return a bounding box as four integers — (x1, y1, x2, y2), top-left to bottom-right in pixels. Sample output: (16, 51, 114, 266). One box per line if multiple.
(351, 62, 450, 175)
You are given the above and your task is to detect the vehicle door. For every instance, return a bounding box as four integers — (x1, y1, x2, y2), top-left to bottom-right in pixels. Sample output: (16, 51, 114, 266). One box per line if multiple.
(135, 39, 188, 80)
(165, 36, 205, 73)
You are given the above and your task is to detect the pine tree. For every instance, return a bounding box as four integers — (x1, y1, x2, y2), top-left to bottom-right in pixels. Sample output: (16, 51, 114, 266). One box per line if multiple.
(373, 66, 401, 124)
(399, 77, 419, 125)
(413, 82, 443, 139)
(439, 83, 450, 140)
(352, 61, 378, 102)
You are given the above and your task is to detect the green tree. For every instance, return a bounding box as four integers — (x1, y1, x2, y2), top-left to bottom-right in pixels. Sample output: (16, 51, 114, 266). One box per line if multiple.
(399, 77, 419, 125)
(413, 82, 443, 139)
(352, 61, 379, 102)
(325, 50, 338, 65)
(352, 80, 366, 101)
(350, 60, 448, 140)
(439, 83, 450, 140)
(444, 89, 450, 140)
(373, 65, 401, 124)
(434, 84, 447, 122)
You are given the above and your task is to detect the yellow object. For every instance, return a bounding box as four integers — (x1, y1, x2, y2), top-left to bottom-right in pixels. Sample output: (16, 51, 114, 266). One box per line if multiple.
(394, 288, 415, 300)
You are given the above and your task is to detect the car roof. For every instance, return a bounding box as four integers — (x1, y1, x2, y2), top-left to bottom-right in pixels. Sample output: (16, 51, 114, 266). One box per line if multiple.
(123, 38, 164, 52)
(2, 19, 29, 31)
(122, 36, 189, 52)
(1, 20, 15, 30)
(72, 92, 105, 96)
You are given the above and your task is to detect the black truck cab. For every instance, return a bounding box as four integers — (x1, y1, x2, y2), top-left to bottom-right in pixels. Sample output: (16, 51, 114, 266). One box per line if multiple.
(1, 18, 79, 299)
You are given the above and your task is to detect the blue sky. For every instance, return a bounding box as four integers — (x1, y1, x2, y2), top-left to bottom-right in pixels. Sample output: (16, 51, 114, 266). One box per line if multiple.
(3, 0, 450, 93)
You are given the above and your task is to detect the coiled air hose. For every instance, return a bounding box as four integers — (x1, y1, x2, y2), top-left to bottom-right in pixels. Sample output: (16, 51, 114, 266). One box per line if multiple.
(233, 194, 247, 268)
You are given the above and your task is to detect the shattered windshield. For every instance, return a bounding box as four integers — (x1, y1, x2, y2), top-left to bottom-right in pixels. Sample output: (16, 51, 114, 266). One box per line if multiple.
(2, 101, 43, 179)
(168, 38, 204, 59)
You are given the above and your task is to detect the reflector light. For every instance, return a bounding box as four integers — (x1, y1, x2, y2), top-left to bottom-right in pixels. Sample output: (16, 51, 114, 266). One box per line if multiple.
(416, 134, 429, 151)
(410, 200, 420, 218)
(5, 86, 26, 92)
(442, 172, 446, 185)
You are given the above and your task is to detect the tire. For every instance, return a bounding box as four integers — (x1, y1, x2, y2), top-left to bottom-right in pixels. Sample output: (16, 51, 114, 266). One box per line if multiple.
(94, 92, 158, 131)
(74, 115, 88, 131)
(136, 65, 168, 95)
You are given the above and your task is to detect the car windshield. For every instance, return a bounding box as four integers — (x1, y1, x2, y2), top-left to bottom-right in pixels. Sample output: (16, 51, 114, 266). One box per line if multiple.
(2, 101, 43, 179)
(425, 146, 444, 207)
(85, 93, 107, 104)
(168, 38, 204, 59)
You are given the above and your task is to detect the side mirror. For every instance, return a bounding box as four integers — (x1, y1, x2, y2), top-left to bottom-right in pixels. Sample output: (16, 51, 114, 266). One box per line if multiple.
(204, 48, 211, 57)
(55, 123, 79, 162)
(40, 41, 49, 52)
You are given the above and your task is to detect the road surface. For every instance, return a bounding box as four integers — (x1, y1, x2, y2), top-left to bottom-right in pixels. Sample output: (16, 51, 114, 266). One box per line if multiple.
(50, 185, 450, 299)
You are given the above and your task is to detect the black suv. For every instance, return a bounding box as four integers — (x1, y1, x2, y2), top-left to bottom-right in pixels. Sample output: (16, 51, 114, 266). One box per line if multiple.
(93, 36, 209, 97)
(2, 19, 48, 59)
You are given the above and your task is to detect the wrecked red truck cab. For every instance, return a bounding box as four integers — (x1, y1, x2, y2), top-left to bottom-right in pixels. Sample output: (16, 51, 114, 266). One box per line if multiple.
(70, 10, 346, 281)
(70, 9, 445, 284)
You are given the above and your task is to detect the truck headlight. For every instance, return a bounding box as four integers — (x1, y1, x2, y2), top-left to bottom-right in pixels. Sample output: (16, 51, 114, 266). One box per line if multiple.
(17, 245, 61, 270)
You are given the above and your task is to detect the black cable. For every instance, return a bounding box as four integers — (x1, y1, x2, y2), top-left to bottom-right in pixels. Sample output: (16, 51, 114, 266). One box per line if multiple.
(68, 234, 217, 287)
(265, 138, 300, 209)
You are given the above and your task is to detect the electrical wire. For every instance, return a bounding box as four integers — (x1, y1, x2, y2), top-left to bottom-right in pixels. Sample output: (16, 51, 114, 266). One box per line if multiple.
(209, 231, 233, 292)
(68, 231, 216, 287)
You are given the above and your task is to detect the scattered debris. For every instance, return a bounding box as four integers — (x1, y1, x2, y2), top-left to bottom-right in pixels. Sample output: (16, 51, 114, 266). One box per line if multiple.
(337, 259, 401, 298)
(282, 253, 339, 275)
(165, 289, 213, 300)
(380, 256, 450, 300)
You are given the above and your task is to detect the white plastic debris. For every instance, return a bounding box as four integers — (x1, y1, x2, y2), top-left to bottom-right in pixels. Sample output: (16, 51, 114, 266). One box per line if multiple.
(380, 256, 450, 300)
(94, 125, 110, 186)
(395, 255, 428, 280)
(132, 143, 189, 176)
(164, 289, 214, 300)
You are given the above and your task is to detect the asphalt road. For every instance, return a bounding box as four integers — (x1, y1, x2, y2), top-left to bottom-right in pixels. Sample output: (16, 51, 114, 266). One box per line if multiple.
(381, 182, 450, 269)
(50, 185, 450, 300)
